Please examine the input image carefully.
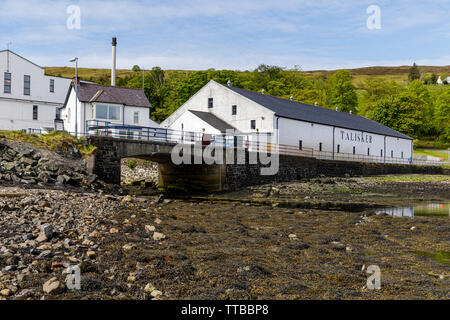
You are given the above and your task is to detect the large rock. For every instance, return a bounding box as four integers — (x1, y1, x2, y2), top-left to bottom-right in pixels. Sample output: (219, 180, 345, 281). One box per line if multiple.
(43, 277, 64, 294)
(39, 223, 53, 240)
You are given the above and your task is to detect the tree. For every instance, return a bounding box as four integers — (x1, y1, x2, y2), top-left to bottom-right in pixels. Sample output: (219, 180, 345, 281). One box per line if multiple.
(132, 65, 141, 72)
(407, 79, 437, 136)
(434, 88, 450, 141)
(408, 63, 421, 82)
(367, 91, 425, 137)
(326, 70, 358, 113)
(359, 79, 404, 116)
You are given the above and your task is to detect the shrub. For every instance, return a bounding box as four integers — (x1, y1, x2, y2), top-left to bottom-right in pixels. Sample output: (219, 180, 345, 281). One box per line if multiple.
(127, 160, 137, 170)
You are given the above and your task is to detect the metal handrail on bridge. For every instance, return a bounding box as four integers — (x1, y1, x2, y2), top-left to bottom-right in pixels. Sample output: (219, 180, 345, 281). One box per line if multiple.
(24, 121, 448, 167)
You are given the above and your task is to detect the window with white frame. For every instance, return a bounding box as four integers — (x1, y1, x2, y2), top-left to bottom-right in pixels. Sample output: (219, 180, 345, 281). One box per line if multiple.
(24, 75, 31, 96)
(4, 72, 11, 93)
(50, 79, 55, 93)
(95, 104, 120, 120)
(133, 111, 139, 124)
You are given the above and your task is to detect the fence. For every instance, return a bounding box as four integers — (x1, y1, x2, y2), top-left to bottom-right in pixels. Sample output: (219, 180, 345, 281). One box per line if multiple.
(25, 121, 450, 168)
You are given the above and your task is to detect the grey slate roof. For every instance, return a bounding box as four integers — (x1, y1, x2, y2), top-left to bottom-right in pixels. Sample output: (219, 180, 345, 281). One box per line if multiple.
(189, 110, 236, 133)
(224, 85, 412, 140)
(64, 82, 151, 108)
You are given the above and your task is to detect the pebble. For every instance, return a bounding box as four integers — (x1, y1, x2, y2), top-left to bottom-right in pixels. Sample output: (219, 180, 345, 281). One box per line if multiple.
(0, 289, 11, 297)
(43, 277, 62, 294)
(151, 290, 163, 298)
(153, 232, 166, 241)
(122, 244, 134, 251)
(144, 283, 155, 293)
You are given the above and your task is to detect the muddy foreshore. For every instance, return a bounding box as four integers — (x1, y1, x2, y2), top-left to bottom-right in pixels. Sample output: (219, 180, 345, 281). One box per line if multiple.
(0, 175, 449, 300)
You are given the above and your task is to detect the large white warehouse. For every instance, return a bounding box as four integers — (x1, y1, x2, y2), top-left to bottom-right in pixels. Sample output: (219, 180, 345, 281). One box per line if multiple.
(161, 80, 413, 162)
(0, 50, 71, 131)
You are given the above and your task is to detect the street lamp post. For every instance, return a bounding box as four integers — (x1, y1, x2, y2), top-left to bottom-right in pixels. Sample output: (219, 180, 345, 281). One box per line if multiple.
(69, 57, 78, 137)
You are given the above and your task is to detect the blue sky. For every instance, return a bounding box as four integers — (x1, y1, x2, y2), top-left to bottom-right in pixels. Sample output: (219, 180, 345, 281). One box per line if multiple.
(1, 0, 449, 71)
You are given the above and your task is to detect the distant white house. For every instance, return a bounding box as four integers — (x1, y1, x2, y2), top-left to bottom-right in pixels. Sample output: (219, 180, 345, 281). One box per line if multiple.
(437, 76, 450, 85)
(61, 80, 159, 137)
(0, 50, 72, 131)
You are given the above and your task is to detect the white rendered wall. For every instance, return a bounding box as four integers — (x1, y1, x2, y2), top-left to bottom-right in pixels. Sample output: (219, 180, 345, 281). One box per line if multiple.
(0, 51, 71, 130)
(278, 117, 412, 160)
(62, 87, 157, 136)
(161, 80, 275, 134)
(0, 100, 57, 130)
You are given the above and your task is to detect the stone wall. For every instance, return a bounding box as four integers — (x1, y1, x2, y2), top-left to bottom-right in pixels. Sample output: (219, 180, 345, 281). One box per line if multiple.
(224, 152, 449, 191)
(86, 137, 449, 192)
(86, 137, 121, 184)
(121, 159, 159, 184)
(224, 153, 318, 191)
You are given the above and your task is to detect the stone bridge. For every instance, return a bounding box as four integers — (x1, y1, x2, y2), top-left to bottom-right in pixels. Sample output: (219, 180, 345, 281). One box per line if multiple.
(86, 136, 449, 193)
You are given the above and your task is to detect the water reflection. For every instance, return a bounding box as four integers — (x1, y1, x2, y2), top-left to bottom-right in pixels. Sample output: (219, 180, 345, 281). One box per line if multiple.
(375, 203, 449, 218)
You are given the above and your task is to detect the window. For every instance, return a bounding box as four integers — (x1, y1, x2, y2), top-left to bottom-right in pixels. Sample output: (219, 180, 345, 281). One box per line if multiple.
(55, 108, 61, 120)
(208, 98, 213, 108)
(95, 105, 120, 120)
(250, 120, 256, 130)
(4, 72, 11, 94)
(353, 146, 356, 155)
(367, 148, 370, 156)
(32, 105, 38, 120)
(50, 79, 55, 93)
(381, 150, 383, 157)
(337, 144, 340, 153)
(401, 152, 404, 159)
(319, 143, 322, 152)
(232, 105, 237, 115)
(391, 150, 394, 158)
(24, 75, 30, 95)
(299, 140, 303, 150)
(133, 111, 139, 124)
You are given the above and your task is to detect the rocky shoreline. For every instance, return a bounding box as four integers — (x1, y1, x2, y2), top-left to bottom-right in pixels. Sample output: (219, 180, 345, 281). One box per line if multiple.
(0, 140, 105, 191)
(0, 175, 448, 300)
(0, 139, 448, 300)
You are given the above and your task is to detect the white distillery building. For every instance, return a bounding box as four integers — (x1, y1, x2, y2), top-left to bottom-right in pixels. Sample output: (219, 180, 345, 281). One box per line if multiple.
(161, 80, 413, 162)
(61, 80, 159, 137)
(0, 50, 72, 131)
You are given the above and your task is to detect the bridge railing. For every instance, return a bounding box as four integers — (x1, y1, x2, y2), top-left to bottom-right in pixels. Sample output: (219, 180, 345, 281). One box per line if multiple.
(81, 121, 450, 167)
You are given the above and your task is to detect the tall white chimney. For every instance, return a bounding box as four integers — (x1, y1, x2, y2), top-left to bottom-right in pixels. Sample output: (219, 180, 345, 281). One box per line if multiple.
(111, 37, 117, 86)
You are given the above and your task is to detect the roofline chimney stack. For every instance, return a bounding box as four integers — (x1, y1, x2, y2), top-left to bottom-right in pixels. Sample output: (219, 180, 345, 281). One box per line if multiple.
(111, 37, 117, 86)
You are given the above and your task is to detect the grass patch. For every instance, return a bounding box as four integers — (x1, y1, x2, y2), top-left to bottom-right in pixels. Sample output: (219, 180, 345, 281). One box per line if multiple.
(414, 149, 448, 159)
(0, 130, 95, 158)
(414, 250, 450, 266)
(367, 174, 450, 182)
(328, 186, 353, 194)
(414, 140, 450, 150)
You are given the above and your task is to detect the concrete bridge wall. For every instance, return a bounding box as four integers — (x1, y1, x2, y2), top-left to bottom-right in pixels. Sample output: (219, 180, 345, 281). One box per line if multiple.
(86, 136, 449, 192)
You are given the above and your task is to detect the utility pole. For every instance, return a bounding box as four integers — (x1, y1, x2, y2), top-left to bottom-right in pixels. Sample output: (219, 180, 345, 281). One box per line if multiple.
(69, 57, 79, 137)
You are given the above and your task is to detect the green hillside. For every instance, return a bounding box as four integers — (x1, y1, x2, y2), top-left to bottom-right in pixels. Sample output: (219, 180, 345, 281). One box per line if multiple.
(45, 64, 450, 144)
